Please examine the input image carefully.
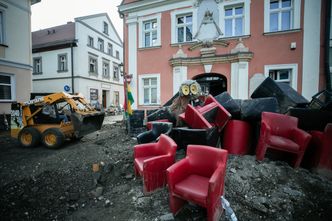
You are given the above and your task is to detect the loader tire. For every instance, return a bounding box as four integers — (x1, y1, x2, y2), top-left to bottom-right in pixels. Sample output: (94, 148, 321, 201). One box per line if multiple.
(18, 127, 41, 148)
(42, 128, 65, 149)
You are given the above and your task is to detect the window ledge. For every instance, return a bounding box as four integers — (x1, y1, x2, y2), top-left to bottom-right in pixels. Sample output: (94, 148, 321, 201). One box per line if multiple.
(33, 72, 43, 75)
(0, 100, 14, 103)
(89, 72, 98, 76)
(263, 29, 301, 36)
(0, 43, 8, 48)
(138, 45, 162, 50)
(57, 70, 68, 73)
(220, 35, 251, 40)
(171, 41, 197, 47)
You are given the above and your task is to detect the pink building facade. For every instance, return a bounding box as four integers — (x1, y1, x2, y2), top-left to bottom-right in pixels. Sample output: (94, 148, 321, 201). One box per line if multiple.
(118, 0, 328, 110)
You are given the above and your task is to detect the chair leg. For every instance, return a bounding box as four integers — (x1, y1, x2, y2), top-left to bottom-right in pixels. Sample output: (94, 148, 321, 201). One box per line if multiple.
(256, 141, 267, 161)
(169, 194, 186, 215)
(293, 152, 304, 168)
(207, 201, 222, 221)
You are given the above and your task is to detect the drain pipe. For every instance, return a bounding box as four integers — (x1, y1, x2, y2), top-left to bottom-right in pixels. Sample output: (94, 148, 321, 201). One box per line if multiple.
(324, 0, 332, 91)
(71, 42, 76, 94)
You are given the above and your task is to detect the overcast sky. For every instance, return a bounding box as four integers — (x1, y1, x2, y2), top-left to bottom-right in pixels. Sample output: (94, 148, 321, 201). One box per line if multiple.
(31, 0, 123, 38)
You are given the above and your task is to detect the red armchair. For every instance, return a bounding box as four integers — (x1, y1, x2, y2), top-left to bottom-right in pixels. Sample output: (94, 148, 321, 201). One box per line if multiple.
(256, 112, 312, 168)
(179, 95, 231, 130)
(167, 145, 228, 221)
(302, 123, 332, 170)
(134, 134, 177, 193)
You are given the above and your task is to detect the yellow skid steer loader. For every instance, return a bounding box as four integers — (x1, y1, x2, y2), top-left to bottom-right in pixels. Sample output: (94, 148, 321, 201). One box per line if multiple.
(10, 92, 105, 148)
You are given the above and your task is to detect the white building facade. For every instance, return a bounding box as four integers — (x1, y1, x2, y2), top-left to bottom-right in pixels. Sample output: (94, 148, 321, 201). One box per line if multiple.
(32, 13, 124, 109)
(0, 0, 40, 114)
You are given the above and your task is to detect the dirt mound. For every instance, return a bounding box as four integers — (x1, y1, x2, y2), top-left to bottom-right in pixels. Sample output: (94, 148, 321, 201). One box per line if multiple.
(0, 122, 331, 221)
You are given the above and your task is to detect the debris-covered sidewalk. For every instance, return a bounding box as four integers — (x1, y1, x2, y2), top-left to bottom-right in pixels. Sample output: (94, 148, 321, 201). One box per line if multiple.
(0, 121, 331, 221)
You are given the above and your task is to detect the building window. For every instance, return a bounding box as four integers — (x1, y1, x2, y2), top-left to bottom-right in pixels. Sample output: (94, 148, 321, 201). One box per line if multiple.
(115, 50, 119, 59)
(102, 61, 110, 78)
(98, 38, 104, 52)
(89, 56, 98, 74)
(143, 20, 158, 47)
(0, 11, 4, 44)
(88, 36, 94, 47)
(220, 0, 250, 37)
(176, 14, 193, 43)
(108, 43, 113, 56)
(269, 0, 292, 32)
(33, 57, 42, 74)
(114, 91, 119, 106)
(269, 69, 291, 84)
(113, 64, 119, 81)
(264, 63, 298, 89)
(264, 0, 300, 33)
(58, 54, 68, 72)
(224, 5, 244, 37)
(139, 74, 160, 105)
(0, 74, 14, 101)
(139, 14, 161, 48)
(103, 22, 109, 35)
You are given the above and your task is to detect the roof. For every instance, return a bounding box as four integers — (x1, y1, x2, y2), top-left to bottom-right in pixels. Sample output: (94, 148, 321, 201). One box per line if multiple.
(32, 22, 76, 51)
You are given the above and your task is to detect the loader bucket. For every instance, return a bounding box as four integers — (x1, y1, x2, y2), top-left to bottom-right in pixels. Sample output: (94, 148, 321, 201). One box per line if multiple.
(70, 112, 105, 137)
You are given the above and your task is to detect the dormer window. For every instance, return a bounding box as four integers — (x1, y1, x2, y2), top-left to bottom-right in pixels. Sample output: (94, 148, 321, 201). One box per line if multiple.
(103, 22, 109, 35)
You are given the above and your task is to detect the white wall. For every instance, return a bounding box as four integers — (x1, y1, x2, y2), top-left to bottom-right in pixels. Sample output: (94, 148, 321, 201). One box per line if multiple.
(32, 48, 72, 79)
(0, 0, 32, 65)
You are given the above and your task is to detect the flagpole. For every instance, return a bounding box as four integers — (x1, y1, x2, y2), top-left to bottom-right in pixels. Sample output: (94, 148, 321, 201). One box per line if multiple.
(120, 63, 130, 134)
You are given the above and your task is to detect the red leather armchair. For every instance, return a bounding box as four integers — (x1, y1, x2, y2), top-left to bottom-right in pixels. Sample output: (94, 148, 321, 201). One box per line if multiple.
(167, 145, 228, 221)
(134, 134, 177, 193)
(256, 112, 312, 168)
(179, 95, 231, 130)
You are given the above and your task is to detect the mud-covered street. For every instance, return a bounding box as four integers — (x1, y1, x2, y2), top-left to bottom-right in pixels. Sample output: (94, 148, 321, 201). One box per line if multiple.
(0, 116, 332, 221)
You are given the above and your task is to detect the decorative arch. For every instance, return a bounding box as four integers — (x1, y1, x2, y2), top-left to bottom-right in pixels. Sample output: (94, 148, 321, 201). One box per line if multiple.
(193, 73, 227, 96)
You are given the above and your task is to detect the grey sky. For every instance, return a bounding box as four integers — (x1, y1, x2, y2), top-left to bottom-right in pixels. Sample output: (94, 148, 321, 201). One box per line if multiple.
(31, 0, 123, 39)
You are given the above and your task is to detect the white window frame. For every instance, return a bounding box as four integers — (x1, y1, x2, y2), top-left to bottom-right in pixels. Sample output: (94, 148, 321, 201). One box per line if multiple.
(171, 8, 197, 44)
(264, 63, 298, 90)
(33, 57, 42, 74)
(58, 53, 68, 72)
(138, 13, 161, 48)
(224, 4, 245, 37)
(264, 0, 301, 33)
(98, 38, 104, 52)
(0, 73, 15, 101)
(219, 0, 251, 37)
(139, 73, 160, 105)
(88, 56, 98, 75)
(102, 61, 110, 78)
(88, 36, 94, 47)
(113, 63, 119, 81)
(108, 43, 113, 56)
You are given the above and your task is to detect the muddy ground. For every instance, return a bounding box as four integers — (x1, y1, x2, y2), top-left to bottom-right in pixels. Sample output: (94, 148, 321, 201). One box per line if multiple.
(0, 117, 332, 221)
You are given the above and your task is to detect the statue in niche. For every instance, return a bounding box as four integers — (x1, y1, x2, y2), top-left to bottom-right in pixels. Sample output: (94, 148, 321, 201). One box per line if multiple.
(190, 10, 229, 51)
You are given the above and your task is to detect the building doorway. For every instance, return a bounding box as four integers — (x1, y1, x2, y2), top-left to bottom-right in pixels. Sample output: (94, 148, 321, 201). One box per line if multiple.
(193, 73, 227, 96)
(102, 90, 110, 109)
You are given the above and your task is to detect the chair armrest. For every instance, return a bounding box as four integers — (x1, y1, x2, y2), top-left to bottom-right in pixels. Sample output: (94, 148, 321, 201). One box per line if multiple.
(143, 154, 175, 172)
(291, 128, 312, 152)
(136, 131, 156, 144)
(166, 159, 191, 191)
(134, 143, 157, 158)
(260, 121, 271, 140)
(208, 164, 226, 204)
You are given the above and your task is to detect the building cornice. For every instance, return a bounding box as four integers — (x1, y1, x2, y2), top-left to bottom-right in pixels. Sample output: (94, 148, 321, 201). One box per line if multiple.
(118, 0, 186, 14)
(32, 40, 77, 53)
(169, 52, 254, 67)
(32, 76, 124, 86)
(0, 59, 32, 70)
